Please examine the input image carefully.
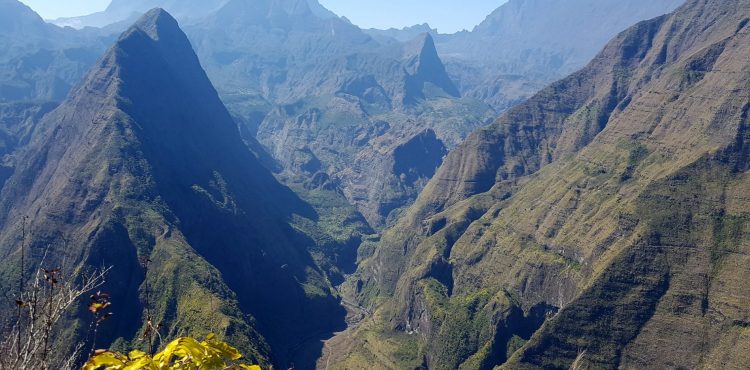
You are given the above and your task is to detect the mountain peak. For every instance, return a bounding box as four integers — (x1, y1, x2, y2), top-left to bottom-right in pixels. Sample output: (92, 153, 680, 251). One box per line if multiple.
(402, 32, 460, 103)
(0, 0, 49, 35)
(113, 7, 213, 100)
(268, 0, 312, 17)
(131, 7, 177, 40)
(403, 32, 436, 59)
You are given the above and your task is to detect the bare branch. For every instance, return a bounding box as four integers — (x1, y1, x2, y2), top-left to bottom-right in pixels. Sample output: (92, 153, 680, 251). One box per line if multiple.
(0, 261, 111, 370)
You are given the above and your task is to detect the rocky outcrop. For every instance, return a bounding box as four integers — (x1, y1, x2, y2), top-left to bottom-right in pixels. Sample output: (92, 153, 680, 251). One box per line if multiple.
(340, 129, 448, 227)
(402, 33, 460, 104)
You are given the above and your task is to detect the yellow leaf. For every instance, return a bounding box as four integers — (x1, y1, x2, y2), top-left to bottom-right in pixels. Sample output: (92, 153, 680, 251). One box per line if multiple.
(123, 356, 159, 370)
(83, 351, 128, 370)
(84, 334, 255, 370)
(128, 350, 148, 360)
(202, 338, 243, 361)
(153, 337, 183, 365)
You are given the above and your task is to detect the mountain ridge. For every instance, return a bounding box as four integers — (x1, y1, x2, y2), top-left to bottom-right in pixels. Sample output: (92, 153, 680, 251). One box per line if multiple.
(330, 0, 750, 368)
(52, 0, 338, 29)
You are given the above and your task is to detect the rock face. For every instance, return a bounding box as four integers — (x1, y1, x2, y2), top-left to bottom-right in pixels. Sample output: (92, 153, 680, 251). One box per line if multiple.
(338, 129, 448, 227)
(336, 0, 750, 368)
(0, 9, 350, 368)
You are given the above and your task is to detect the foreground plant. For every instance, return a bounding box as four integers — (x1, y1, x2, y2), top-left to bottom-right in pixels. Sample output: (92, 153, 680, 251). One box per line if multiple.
(0, 263, 110, 370)
(83, 334, 261, 370)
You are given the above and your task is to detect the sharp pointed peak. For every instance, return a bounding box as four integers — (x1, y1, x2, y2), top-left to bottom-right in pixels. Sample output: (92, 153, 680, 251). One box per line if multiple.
(403, 32, 438, 59)
(128, 8, 180, 41)
(94, 5, 210, 106)
(401, 33, 460, 103)
(267, 0, 311, 14)
(112, 6, 198, 72)
(114, 8, 182, 41)
(413, 32, 435, 44)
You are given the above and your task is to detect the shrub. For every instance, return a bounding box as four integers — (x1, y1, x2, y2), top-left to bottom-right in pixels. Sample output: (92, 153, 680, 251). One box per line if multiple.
(83, 334, 261, 370)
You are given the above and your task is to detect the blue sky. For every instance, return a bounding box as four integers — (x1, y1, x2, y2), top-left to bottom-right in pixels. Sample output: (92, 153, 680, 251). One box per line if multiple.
(19, 0, 110, 19)
(19, 0, 507, 33)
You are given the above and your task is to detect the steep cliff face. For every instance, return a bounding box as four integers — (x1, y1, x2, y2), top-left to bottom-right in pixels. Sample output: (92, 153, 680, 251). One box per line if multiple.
(339, 129, 448, 227)
(0, 9, 351, 368)
(335, 0, 750, 368)
(360, 9, 676, 298)
(0, 101, 56, 189)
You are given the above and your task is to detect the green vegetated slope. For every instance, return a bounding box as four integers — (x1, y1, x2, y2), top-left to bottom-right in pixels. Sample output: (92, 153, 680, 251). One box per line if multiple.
(332, 0, 750, 368)
(0, 9, 359, 369)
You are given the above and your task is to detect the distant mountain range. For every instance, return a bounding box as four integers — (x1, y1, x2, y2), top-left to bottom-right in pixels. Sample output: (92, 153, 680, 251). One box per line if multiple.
(51, 0, 337, 29)
(0, 0, 114, 101)
(434, 0, 685, 110)
(0, 0, 687, 229)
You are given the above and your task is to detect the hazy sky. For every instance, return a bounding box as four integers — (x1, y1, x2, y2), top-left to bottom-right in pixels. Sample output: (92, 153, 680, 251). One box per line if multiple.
(19, 0, 507, 33)
(320, 0, 507, 33)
